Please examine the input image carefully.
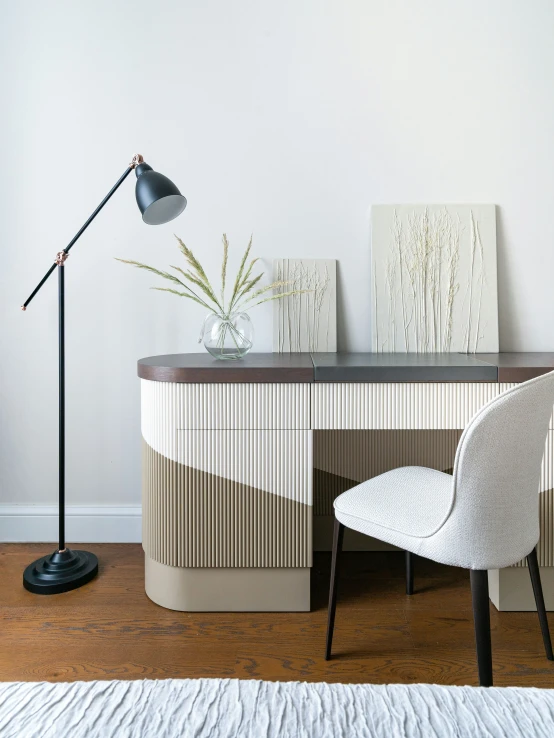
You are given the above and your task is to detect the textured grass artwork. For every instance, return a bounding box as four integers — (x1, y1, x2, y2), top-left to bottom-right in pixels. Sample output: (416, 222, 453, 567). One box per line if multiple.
(273, 259, 337, 353)
(371, 205, 498, 353)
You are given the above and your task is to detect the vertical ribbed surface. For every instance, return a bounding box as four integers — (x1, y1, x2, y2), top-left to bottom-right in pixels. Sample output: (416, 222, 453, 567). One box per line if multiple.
(313, 430, 461, 516)
(174, 430, 313, 502)
(141, 381, 310, 433)
(141, 379, 554, 571)
(513, 430, 554, 567)
(143, 431, 312, 568)
(311, 383, 517, 430)
(538, 431, 554, 566)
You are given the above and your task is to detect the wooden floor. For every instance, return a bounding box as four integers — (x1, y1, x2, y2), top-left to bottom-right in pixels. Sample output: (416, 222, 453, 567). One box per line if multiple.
(1, 544, 553, 686)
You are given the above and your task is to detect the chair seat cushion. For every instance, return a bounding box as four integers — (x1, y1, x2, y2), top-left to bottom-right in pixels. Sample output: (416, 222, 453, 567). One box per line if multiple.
(334, 466, 454, 544)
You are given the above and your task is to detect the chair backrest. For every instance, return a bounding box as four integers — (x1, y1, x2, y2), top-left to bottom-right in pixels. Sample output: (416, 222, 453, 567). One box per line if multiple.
(444, 370, 554, 570)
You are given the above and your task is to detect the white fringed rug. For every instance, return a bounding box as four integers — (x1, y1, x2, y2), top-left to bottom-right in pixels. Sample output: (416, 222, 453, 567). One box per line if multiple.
(1, 678, 553, 738)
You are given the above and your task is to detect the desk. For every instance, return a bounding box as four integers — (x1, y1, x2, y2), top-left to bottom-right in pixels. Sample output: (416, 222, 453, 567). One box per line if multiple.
(138, 352, 554, 612)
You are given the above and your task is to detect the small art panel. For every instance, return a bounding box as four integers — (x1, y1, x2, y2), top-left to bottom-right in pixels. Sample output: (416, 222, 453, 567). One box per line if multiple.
(371, 205, 498, 353)
(273, 259, 337, 353)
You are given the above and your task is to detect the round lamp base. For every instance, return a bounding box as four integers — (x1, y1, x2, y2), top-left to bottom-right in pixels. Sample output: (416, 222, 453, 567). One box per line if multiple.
(23, 548, 98, 595)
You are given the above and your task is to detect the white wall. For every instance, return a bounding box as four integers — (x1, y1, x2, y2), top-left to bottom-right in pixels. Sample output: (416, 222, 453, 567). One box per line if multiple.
(2, 0, 554, 522)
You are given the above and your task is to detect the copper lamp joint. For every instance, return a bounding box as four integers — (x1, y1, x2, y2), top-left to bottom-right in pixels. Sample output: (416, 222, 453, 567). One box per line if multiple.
(130, 153, 144, 169)
(55, 251, 69, 266)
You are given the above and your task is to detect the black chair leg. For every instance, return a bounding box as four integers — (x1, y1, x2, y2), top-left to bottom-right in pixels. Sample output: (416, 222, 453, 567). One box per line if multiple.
(527, 547, 554, 661)
(405, 551, 414, 595)
(325, 519, 345, 660)
(470, 569, 493, 687)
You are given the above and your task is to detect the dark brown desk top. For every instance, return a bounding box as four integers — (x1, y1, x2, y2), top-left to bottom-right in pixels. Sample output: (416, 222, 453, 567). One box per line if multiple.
(474, 353, 554, 382)
(137, 353, 314, 383)
(138, 352, 554, 383)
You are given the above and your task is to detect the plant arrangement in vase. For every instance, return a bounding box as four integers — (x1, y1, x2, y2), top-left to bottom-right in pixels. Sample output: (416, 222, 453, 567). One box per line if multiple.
(117, 235, 310, 359)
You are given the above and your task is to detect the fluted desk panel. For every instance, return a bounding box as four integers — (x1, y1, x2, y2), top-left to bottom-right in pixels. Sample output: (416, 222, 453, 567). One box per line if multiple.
(139, 355, 313, 611)
(139, 352, 554, 612)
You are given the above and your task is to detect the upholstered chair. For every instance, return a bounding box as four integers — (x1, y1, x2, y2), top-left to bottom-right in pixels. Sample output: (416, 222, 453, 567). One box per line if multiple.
(325, 371, 554, 686)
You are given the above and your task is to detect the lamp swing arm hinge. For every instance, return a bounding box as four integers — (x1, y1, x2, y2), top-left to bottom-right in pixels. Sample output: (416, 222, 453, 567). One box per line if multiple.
(130, 153, 144, 169)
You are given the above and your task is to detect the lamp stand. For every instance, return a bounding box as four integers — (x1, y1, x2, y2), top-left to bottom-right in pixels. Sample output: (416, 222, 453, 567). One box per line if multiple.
(23, 259, 99, 593)
(20, 152, 186, 594)
(21, 160, 138, 594)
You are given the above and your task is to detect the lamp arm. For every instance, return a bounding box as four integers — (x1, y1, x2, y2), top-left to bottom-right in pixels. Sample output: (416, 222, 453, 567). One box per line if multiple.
(21, 157, 141, 310)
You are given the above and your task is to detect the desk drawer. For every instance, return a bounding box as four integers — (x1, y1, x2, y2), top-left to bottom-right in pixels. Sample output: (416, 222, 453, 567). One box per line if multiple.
(311, 382, 509, 430)
(312, 382, 554, 430)
(141, 380, 310, 431)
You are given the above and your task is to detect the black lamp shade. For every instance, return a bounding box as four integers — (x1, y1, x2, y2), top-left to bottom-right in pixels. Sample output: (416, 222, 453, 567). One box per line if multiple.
(135, 162, 187, 225)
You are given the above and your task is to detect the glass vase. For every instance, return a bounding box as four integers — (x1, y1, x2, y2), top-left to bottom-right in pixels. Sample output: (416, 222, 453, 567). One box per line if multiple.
(200, 312, 254, 360)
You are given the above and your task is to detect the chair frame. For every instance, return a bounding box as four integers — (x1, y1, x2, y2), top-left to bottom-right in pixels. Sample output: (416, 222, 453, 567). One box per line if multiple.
(325, 519, 554, 686)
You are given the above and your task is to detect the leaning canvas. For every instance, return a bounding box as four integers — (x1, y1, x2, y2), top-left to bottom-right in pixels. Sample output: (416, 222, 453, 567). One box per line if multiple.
(273, 259, 337, 352)
(371, 204, 499, 353)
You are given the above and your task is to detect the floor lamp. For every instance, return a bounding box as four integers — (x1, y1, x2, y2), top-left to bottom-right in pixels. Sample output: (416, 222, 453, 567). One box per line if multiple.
(21, 154, 187, 594)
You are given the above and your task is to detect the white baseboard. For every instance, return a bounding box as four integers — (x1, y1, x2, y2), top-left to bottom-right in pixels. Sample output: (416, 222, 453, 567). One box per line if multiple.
(0, 505, 142, 543)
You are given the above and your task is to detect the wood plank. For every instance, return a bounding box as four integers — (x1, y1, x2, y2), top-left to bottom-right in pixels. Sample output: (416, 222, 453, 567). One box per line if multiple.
(0, 610, 410, 651)
(1, 544, 553, 687)
(0, 643, 240, 683)
(234, 648, 554, 686)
